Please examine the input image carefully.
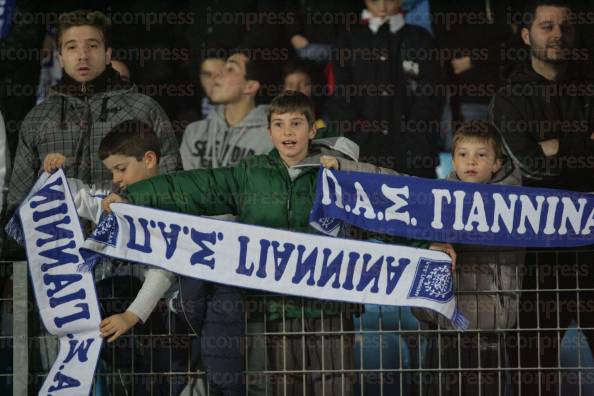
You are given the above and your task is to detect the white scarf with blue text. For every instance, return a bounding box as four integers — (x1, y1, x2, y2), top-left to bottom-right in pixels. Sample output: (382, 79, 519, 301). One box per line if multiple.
(82, 200, 467, 329)
(10, 170, 102, 395)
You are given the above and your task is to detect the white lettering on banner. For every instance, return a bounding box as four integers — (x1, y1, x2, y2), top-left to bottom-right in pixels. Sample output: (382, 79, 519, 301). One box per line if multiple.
(321, 168, 344, 208)
(382, 185, 411, 224)
(323, 171, 594, 237)
(490, 193, 517, 233)
(431, 189, 451, 229)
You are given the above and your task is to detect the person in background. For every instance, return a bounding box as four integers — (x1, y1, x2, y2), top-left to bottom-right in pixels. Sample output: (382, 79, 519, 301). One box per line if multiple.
(179, 51, 273, 170)
(326, 0, 444, 177)
(199, 56, 225, 118)
(430, 0, 511, 151)
(282, 58, 338, 139)
(490, 1, 594, 393)
(173, 51, 275, 396)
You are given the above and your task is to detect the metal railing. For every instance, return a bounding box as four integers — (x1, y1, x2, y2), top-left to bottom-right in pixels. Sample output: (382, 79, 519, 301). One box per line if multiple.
(3, 248, 594, 395)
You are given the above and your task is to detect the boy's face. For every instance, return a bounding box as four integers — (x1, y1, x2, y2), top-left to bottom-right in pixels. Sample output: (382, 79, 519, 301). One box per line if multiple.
(210, 53, 257, 104)
(364, 0, 401, 18)
(522, 5, 575, 64)
(58, 25, 112, 83)
(284, 72, 312, 97)
(200, 58, 225, 101)
(269, 112, 316, 167)
(452, 138, 502, 183)
(102, 152, 158, 191)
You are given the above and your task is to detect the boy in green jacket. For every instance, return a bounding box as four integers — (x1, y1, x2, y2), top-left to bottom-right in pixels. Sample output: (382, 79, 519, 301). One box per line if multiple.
(104, 90, 357, 395)
(103, 91, 454, 395)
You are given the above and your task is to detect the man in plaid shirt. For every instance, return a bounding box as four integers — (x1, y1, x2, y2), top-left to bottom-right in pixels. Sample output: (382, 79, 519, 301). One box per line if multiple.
(7, 10, 180, 216)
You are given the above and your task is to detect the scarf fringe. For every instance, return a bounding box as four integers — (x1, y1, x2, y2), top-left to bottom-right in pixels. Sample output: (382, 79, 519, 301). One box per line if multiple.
(5, 214, 25, 246)
(77, 250, 104, 273)
(452, 307, 470, 331)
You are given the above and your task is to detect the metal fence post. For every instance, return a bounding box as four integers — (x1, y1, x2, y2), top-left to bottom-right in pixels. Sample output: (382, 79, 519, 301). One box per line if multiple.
(13, 261, 28, 396)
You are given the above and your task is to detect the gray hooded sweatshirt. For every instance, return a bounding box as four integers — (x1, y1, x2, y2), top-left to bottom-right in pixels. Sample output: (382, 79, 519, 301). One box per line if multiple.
(180, 104, 273, 170)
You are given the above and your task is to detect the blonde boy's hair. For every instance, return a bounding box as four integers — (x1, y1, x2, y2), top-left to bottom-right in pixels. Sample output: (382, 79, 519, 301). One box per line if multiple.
(452, 121, 504, 159)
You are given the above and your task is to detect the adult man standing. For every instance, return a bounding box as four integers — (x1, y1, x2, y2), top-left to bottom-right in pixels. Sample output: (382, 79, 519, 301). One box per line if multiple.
(490, 1, 594, 394)
(7, 10, 179, 216)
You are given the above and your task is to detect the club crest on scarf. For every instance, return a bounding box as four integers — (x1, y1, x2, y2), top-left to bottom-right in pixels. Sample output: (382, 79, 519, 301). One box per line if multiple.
(409, 259, 453, 302)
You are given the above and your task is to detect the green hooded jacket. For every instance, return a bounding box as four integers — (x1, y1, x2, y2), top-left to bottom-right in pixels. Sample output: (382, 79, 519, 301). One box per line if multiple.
(126, 138, 362, 319)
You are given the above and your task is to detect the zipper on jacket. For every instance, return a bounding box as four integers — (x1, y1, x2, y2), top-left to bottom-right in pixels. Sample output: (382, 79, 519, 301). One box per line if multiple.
(286, 182, 293, 226)
(81, 83, 87, 95)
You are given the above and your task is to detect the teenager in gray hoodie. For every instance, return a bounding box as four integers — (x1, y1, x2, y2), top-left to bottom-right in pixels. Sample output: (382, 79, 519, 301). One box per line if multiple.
(179, 52, 273, 170)
(171, 51, 273, 395)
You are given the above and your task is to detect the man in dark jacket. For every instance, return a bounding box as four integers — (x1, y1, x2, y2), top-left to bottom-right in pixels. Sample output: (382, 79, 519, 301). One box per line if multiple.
(7, 10, 180, 216)
(490, 0, 594, 192)
(490, 1, 594, 394)
(326, 0, 444, 178)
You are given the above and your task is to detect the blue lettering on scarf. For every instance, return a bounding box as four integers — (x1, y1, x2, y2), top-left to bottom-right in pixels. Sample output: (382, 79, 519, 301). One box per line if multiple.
(124, 215, 152, 253)
(342, 252, 359, 291)
(54, 304, 91, 328)
(190, 229, 218, 269)
(386, 258, 410, 294)
(39, 241, 79, 272)
(267, 241, 295, 281)
(254, 239, 271, 279)
(235, 236, 253, 275)
(63, 334, 95, 363)
(356, 256, 385, 293)
(43, 273, 84, 303)
(30, 176, 65, 209)
(317, 249, 343, 289)
(35, 215, 74, 247)
(47, 371, 81, 392)
(291, 245, 318, 286)
(157, 221, 181, 259)
(49, 288, 86, 309)
(33, 202, 68, 222)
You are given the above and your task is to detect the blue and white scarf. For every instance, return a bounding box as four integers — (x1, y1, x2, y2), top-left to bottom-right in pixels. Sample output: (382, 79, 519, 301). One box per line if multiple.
(310, 168, 594, 248)
(81, 202, 466, 329)
(7, 170, 102, 395)
(7, 171, 468, 394)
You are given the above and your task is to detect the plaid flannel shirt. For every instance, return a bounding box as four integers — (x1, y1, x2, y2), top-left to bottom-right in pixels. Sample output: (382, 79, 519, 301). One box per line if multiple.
(7, 82, 180, 214)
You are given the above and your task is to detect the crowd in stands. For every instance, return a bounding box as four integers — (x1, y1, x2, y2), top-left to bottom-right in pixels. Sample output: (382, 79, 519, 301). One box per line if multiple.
(1, 0, 594, 395)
